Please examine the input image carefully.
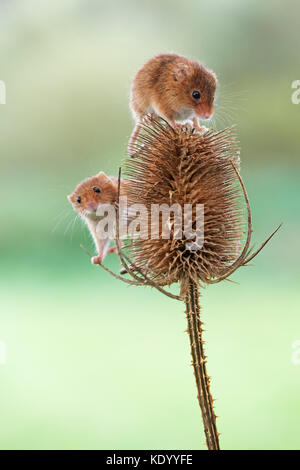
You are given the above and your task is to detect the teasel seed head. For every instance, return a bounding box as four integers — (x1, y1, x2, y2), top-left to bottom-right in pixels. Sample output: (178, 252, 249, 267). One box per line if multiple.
(124, 117, 245, 293)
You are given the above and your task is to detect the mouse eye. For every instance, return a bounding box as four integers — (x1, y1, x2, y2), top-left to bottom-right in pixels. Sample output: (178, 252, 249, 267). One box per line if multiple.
(76, 196, 81, 203)
(93, 186, 101, 193)
(192, 90, 201, 100)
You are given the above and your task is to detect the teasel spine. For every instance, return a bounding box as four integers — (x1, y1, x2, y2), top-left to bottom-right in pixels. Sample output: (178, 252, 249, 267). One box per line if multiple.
(184, 278, 220, 450)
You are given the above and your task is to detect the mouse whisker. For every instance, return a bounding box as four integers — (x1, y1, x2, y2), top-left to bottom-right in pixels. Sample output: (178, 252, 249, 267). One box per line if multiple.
(64, 215, 78, 236)
(52, 209, 72, 233)
(70, 214, 80, 242)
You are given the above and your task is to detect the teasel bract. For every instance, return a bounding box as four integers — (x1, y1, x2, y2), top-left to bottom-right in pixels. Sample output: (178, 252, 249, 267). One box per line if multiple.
(82, 117, 280, 450)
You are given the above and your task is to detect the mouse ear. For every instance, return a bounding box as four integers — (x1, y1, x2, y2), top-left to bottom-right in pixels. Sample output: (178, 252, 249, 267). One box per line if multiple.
(97, 171, 108, 180)
(173, 62, 189, 82)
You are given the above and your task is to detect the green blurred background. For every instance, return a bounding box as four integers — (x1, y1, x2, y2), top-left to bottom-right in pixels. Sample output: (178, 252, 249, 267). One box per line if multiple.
(0, 0, 299, 450)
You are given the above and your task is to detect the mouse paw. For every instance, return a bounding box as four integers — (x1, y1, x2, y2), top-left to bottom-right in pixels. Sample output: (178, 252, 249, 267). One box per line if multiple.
(107, 245, 118, 255)
(91, 254, 103, 265)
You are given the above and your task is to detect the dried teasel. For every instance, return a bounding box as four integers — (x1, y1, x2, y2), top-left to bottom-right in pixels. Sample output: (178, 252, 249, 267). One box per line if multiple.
(82, 116, 281, 450)
(125, 119, 245, 294)
(120, 118, 280, 293)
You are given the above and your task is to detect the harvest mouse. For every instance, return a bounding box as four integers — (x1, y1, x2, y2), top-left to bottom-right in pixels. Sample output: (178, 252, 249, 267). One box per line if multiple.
(68, 171, 122, 265)
(129, 53, 217, 152)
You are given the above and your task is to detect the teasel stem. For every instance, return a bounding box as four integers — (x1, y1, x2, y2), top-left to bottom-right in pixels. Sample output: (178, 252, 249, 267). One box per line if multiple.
(184, 278, 220, 450)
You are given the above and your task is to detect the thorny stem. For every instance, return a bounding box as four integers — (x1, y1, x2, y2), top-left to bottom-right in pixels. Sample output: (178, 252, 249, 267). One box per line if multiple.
(184, 278, 220, 450)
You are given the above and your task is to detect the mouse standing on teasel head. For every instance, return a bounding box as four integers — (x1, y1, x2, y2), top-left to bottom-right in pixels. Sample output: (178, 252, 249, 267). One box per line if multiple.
(129, 53, 217, 153)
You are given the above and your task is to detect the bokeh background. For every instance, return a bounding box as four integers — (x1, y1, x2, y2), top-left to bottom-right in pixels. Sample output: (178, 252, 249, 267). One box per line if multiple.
(0, 0, 299, 450)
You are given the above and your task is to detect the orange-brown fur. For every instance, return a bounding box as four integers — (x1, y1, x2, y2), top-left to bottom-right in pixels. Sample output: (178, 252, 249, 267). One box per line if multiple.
(68, 172, 122, 265)
(129, 53, 217, 151)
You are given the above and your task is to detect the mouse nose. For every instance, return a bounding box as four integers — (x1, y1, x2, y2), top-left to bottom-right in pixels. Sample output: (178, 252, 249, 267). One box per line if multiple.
(195, 104, 213, 119)
(86, 201, 98, 212)
(202, 111, 211, 119)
